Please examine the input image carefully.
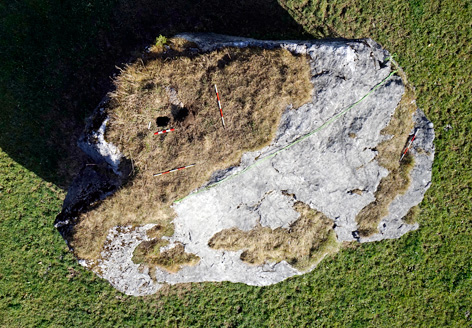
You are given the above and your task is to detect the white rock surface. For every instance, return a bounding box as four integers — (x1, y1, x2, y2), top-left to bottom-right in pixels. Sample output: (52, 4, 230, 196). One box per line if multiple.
(80, 34, 434, 295)
(78, 107, 123, 176)
(257, 191, 300, 229)
(96, 225, 161, 296)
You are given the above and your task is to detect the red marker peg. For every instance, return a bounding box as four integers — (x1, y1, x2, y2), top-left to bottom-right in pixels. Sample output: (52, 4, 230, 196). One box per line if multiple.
(400, 130, 418, 162)
(154, 128, 175, 135)
(214, 84, 226, 128)
(153, 164, 196, 177)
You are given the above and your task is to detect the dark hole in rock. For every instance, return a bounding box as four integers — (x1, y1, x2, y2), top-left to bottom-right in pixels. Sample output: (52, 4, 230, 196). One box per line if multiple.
(352, 231, 360, 239)
(137, 131, 146, 140)
(156, 116, 170, 127)
(171, 105, 189, 122)
(142, 82, 155, 90)
(217, 54, 232, 69)
(379, 60, 388, 69)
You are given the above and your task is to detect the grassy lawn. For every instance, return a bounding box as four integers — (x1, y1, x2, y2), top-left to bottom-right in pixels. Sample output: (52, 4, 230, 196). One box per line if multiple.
(0, 0, 471, 327)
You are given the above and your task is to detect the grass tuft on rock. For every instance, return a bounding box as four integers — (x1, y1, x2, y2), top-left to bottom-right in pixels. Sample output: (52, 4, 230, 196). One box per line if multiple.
(356, 77, 417, 237)
(133, 242, 200, 274)
(132, 223, 201, 273)
(208, 201, 338, 271)
(402, 205, 419, 225)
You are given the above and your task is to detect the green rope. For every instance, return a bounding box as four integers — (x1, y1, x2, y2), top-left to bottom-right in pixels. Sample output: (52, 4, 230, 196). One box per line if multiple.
(384, 52, 398, 62)
(175, 69, 398, 204)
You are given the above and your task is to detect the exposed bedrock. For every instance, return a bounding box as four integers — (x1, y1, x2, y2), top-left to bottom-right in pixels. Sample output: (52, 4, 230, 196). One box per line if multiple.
(56, 33, 434, 296)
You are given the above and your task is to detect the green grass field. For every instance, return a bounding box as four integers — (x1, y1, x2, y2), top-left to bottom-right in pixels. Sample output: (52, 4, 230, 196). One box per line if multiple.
(1, 0, 471, 326)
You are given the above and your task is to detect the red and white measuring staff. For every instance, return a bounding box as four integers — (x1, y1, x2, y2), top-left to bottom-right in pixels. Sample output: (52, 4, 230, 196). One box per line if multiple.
(153, 163, 196, 177)
(400, 130, 418, 162)
(154, 128, 175, 135)
(214, 84, 226, 128)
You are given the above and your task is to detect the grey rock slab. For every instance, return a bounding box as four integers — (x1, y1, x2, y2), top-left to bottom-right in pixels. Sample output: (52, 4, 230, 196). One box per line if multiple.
(67, 34, 435, 295)
(78, 108, 123, 176)
(95, 225, 161, 296)
(257, 191, 300, 229)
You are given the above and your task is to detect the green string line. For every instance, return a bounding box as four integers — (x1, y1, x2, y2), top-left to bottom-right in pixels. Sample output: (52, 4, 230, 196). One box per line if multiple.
(384, 52, 398, 62)
(175, 69, 398, 204)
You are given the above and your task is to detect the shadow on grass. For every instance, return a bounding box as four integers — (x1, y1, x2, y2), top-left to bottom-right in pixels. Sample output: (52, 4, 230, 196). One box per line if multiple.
(0, 0, 310, 188)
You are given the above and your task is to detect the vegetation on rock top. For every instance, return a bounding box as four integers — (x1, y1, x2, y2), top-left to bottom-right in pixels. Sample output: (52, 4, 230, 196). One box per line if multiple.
(71, 38, 313, 266)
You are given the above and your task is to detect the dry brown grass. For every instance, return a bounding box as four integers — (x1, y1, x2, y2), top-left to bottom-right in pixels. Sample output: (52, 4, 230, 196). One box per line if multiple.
(402, 205, 419, 225)
(134, 242, 200, 274)
(355, 77, 417, 237)
(71, 38, 313, 263)
(132, 223, 201, 273)
(208, 201, 338, 271)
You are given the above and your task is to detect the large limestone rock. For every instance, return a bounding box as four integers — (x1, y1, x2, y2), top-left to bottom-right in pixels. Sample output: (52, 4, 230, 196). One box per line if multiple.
(56, 33, 434, 296)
